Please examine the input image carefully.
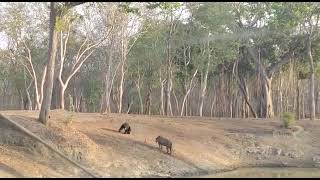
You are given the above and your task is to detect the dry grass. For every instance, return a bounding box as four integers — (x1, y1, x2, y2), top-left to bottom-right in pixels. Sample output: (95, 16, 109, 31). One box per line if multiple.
(0, 110, 319, 177)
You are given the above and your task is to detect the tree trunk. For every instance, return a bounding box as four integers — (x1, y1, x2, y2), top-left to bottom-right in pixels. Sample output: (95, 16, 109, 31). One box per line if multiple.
(19, 90, 24, 110)
(144, 88, 151, 115)
(40, 66, 47, 105)
(172, 86, 179, 116)
(315, 85, 319, 116)
(118, 24, 128, 114)
(234, 90, 239, 118)
(235, 47, 258, 118)
(181, 69, 198, 116)
(60, 86, 66, 110)
(160, 72, 165, 115)
(296, 79, 300, 120)
(126, 101, 133, 114)
(137, 82, 143, 114)
(199, 61, 210, 117)
(253, 46, 274, 118)
(24, 44, 41, 110)
(307, 35, 316, 120)
(23, 68, 33, 110)
(230, 95, 233, 118)
(302, 88, 305, 118)
(53, 83, 59, 109)
(165, 10, 174, 116)
(77, 92, 83, 112)
(210, 91, 216, 117)
(103, 48, 116, 113)
(261, 76, 274, 118)
(168, 78, 173, 116)
(135, 63, 143, 114)
(279, 72, 283, 117)
(26, 84, 33, 110)
(316, 89, 319, 115)
(58, 31, 67, 110)
(199, 33, 212, 117)
(118, 61, 125, 114)
(39, 2, 58, 125)
(164, 58, 171, 116)
(285, 87, 289, 112)
(238, 75, 257, 118)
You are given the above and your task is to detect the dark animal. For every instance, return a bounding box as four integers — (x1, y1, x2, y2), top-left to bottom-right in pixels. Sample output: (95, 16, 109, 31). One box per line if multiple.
(118, 122, 131, 134)
(155, 136, 172, 154)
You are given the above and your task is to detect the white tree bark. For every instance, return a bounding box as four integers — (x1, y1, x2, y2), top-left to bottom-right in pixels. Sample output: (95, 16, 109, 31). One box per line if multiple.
(199, 62, 209, 117)
(135, 67, 144, 114)
(58, 26, 112, 110)
(181, 68, 198, 116)
(22, 42, 41, 110)
(160, 70, 166, 115)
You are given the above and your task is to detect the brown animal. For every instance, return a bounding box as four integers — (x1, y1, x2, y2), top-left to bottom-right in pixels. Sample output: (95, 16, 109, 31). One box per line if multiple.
(155, 136, 172, 154)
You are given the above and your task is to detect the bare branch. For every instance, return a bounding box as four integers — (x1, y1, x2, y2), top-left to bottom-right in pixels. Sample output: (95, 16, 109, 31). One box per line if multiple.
(65, 49, 95, 87)
(72, 37, 89, 70)
(73, 27, 113, 72)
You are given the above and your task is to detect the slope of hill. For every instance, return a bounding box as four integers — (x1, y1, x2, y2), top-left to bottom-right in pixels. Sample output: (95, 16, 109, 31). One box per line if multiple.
(0, 110, 319, 177)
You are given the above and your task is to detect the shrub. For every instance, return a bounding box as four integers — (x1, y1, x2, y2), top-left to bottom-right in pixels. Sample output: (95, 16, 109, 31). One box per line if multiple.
(282, 112, 295, 129)
(64, 114, 74, 126)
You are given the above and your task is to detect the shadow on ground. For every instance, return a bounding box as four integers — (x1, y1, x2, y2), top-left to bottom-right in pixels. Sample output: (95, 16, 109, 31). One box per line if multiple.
(0, 162, 25, 177)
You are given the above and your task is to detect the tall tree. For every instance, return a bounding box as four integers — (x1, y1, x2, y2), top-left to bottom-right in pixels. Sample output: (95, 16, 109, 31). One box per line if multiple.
(39, 2, 84, 125)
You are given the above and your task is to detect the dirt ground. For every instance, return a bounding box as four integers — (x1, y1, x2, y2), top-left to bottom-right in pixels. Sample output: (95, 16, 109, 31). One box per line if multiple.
(0, 110, 320, 177)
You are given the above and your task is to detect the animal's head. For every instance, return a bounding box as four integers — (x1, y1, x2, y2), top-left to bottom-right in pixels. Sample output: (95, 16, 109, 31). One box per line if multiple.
(155, 136, 161, 142)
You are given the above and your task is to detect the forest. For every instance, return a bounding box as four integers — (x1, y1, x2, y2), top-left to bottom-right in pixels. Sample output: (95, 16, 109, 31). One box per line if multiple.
(1, 2, 320, 123)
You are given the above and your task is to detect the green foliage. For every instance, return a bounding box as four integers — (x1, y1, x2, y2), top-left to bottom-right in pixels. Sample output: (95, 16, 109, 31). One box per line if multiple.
(128, 20, 167, 91)
(118, 2, 140, 15)
(55, 17, 66, 32)
(0, 3, 28, 41)
(2, 2, 320, 116)
(159, 2, 181, 10)
(282, 112, 296, 129)
(146, 2, 181, 11)
(55, 8, 82, 32)
(192, 2, 234, 32)
(268, 2, 301, 30)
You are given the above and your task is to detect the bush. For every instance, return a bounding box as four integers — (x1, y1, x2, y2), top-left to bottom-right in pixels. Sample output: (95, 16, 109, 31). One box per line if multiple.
(64, 114, 74, 126)
(282, 112, 295, 129)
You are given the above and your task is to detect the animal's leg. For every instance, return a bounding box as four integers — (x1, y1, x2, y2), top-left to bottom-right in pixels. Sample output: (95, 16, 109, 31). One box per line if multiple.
(119, 125, 124, 132)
